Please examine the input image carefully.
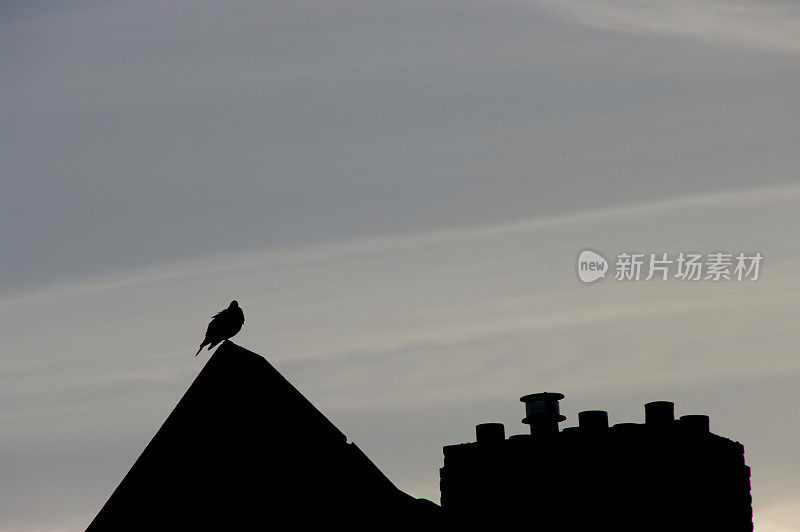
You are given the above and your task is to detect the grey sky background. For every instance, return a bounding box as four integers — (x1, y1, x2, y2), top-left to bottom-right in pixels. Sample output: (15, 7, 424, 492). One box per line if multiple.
(2, 0, 799, 529)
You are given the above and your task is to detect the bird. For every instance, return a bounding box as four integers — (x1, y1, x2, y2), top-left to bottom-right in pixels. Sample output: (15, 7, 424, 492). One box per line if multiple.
(195, 300, 245, 356)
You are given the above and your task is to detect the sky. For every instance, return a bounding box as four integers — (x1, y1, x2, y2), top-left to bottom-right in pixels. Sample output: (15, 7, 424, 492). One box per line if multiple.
(2, 0, 800, 529)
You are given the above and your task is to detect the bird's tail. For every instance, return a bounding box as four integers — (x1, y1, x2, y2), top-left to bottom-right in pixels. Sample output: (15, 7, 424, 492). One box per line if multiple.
(194, 343, 205, 357)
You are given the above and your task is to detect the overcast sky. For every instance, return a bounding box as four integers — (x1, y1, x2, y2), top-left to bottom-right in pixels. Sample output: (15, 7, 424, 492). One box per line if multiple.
(2, 0, 800, 530)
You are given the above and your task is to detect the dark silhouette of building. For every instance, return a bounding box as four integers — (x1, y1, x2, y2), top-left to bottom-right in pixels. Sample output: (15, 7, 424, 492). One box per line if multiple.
(87, 341, 439, 531)
(87, 343, 753, 531)
(440, 392, 753, 531)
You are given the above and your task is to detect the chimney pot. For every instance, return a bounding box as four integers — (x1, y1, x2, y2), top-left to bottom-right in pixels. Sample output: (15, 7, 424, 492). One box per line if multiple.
(644, 401, 675, 426)
(578, 410, 609, 432)
(476, 423, 505, 444)
(679, 415, 710, 434)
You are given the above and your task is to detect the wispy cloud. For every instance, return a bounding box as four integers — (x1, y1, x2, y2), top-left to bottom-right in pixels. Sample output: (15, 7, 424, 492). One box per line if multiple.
(9, 180, 800, 305)
(533, 0, 800, 54)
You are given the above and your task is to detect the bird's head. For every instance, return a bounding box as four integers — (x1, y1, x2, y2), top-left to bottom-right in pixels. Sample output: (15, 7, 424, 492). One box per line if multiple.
(230, 300, 239, 308)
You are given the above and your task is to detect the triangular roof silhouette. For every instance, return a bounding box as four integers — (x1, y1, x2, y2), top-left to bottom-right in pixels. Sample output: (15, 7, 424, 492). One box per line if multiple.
(87, 341, 439, 530)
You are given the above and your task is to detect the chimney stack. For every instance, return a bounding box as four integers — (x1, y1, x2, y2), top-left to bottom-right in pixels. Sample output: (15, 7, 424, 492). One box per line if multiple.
(476, 423, 505, 444)
(578, 410, 609, 433)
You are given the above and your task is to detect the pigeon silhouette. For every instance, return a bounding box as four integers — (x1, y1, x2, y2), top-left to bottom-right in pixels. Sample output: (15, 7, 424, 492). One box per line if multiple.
(195, 300, 245, 356)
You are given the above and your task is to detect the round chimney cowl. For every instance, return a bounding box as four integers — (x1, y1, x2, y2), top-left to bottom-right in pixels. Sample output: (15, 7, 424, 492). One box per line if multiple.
(520, 392, 565, 435)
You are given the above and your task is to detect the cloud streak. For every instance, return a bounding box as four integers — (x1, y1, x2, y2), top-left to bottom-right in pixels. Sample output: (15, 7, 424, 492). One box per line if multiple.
(533, 0, 800, 54)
